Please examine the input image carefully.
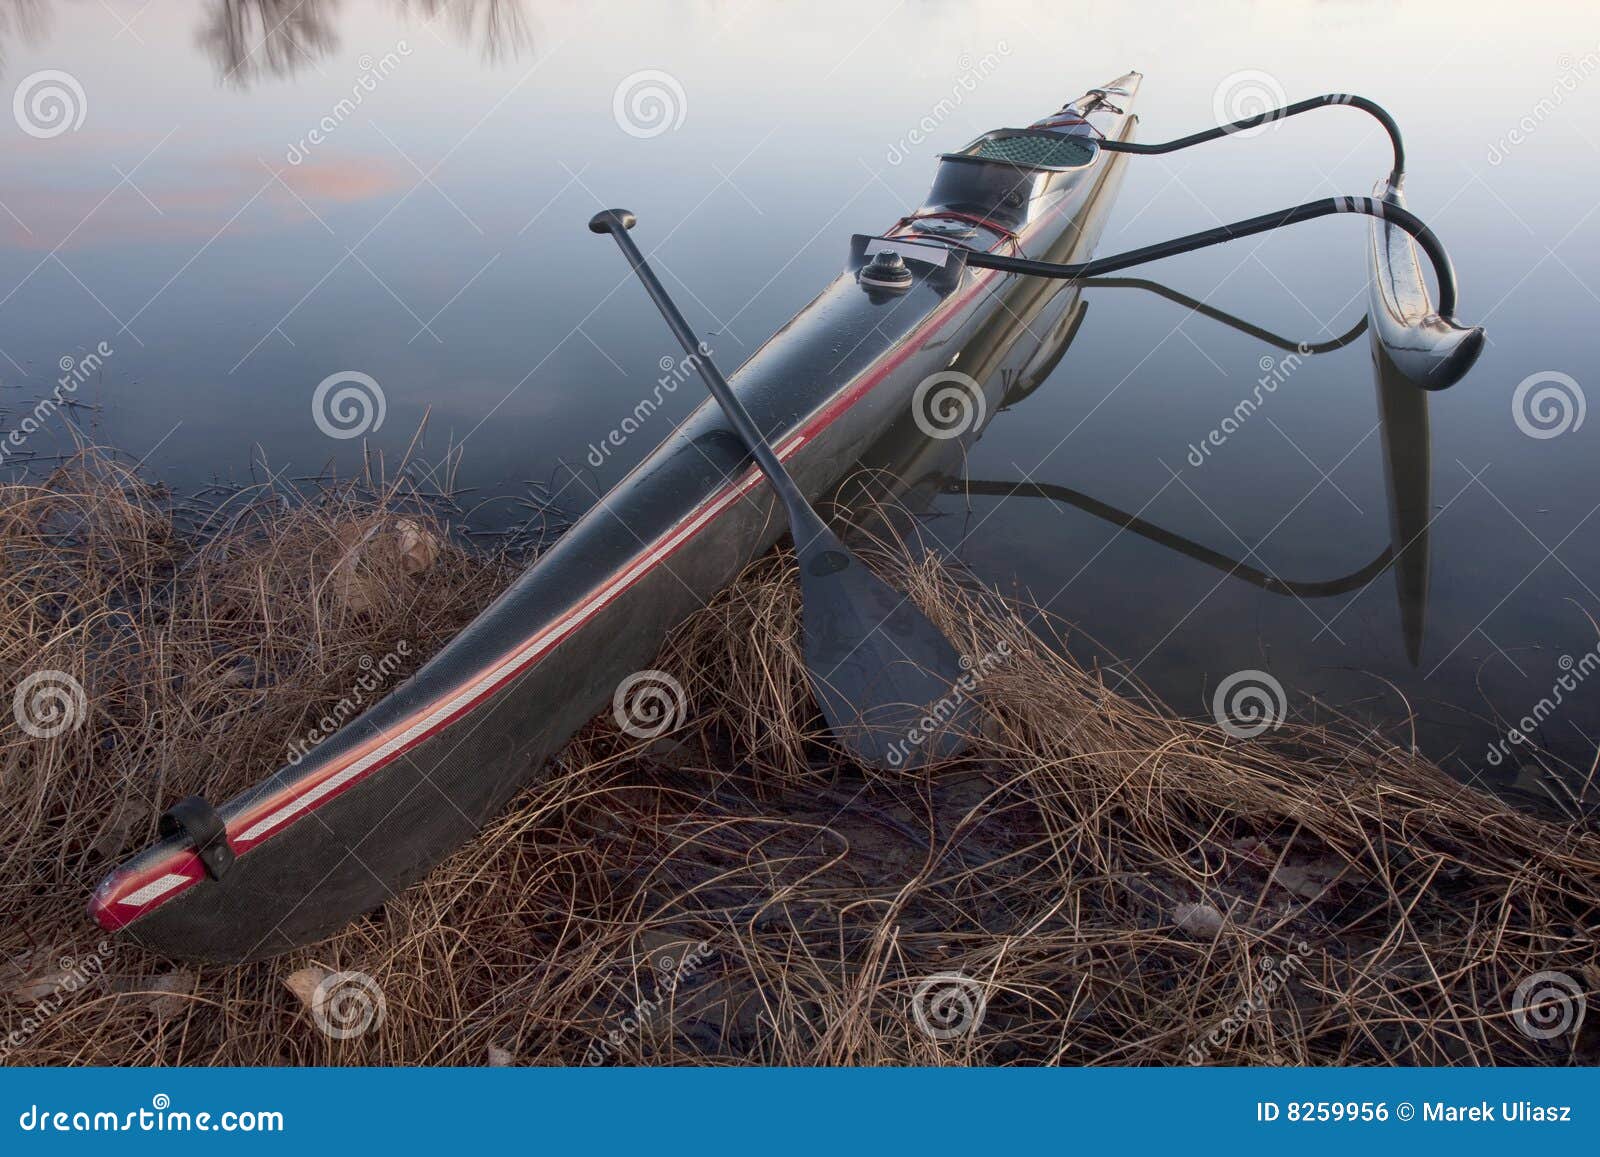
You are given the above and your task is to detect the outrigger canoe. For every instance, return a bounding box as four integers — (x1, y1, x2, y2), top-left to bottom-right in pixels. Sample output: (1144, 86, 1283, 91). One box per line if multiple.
(94, 75, 1148, 961)
(95, 72, 1484, 961)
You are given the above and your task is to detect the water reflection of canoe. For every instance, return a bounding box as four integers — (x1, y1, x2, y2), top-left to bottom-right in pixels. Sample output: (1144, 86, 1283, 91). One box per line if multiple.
(93, 75, 1146, 961)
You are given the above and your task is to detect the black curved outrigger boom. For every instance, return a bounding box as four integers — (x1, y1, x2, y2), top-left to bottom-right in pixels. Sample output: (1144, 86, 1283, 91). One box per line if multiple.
(915, 90, 1484, 390)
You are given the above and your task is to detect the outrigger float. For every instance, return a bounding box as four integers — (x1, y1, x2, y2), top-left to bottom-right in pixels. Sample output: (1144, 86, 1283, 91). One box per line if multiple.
(94, 73, 1482, 961)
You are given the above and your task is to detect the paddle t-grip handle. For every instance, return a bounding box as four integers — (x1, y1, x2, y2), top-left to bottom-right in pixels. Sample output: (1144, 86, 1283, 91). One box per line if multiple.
(589, 209, 638, 234)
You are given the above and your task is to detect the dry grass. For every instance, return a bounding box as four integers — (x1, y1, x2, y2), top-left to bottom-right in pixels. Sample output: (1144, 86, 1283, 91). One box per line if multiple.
(1, 448, 1596, 1066)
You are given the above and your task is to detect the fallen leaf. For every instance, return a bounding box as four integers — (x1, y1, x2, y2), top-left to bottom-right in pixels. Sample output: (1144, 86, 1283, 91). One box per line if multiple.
(393, 518, 438, 575)
(332, 519, 440, 613)
(1272, 859, 1344, 901)
(284, 966, 331, 1011)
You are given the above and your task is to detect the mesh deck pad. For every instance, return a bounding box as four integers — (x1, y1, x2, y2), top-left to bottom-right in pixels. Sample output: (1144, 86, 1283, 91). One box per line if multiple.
(971, 134, 1096, 168)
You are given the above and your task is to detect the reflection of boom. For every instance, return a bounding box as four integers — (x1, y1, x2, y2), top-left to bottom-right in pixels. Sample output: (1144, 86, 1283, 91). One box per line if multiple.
(946, 478, 1392, 598)
(846, 273, 1437, 666)
(1075, 278, 1369, 353)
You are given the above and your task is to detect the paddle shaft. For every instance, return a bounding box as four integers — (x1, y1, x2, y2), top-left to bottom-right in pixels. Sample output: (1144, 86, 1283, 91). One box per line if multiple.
(590, 210, 812, 526)
(590, 209, 974, 770)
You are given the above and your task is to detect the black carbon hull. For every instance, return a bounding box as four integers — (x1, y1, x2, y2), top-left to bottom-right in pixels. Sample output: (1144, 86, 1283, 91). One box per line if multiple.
(93, 75, 1142, 961)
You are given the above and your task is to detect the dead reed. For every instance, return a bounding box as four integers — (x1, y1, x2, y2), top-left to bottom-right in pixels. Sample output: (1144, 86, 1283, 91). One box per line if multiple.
(1, 448, 1594, 1066)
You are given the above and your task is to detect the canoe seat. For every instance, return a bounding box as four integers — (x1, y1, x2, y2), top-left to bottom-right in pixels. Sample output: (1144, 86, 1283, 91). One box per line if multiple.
(968, 132, 1097, 170)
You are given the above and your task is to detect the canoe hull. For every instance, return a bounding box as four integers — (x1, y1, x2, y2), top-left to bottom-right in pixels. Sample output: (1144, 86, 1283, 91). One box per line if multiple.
(93, 77, 1141, 961)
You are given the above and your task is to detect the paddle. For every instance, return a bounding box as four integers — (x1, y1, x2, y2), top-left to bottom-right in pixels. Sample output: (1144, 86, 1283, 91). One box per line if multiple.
(589, 209, 975, 770)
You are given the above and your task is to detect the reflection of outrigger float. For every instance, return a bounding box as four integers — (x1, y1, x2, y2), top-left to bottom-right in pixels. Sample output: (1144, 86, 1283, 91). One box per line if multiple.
(94, 73, 1477, 961)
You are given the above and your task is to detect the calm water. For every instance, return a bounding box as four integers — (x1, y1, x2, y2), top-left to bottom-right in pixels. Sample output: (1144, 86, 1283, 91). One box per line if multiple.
(4, 1, 1599, 810)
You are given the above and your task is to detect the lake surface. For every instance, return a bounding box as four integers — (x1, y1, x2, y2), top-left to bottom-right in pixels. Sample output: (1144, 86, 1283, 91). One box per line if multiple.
(4, 0, 1599, 812)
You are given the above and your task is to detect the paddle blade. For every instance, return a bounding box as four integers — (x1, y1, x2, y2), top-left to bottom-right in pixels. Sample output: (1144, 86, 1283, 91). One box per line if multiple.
(795, 527, 979, 770)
